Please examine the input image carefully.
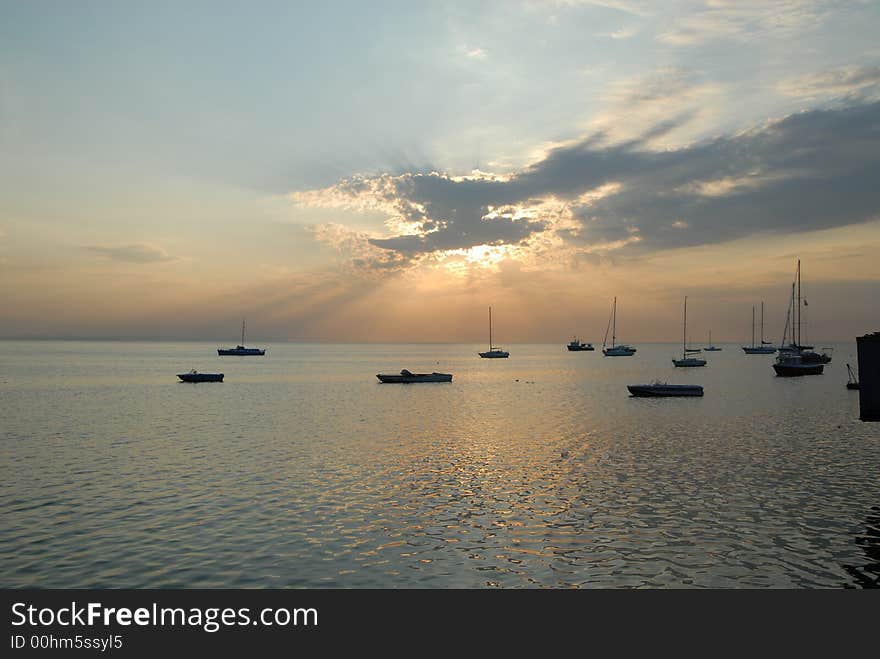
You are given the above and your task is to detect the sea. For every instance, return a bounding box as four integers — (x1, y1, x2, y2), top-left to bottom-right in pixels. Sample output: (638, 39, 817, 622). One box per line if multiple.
(1, 340, 877, 588)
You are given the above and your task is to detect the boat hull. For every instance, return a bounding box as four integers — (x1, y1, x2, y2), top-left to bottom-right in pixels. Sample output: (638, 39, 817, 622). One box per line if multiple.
(847, 382, 860, 390)
(673, 358, 707, 367)
(704, 347, 722, 351)
(772, 363, 824, 377)
(479, 350, 509, 358)
(742, 347, 777, 354)
(603, 347, 636, 356)
(567, 345, 594, 351)
(218, 347, 265, 356)
(377, 372, 453, 383)
(799, 351, 831, 364)
(177, 373, 224, 382)
(627, 384, 703, 397)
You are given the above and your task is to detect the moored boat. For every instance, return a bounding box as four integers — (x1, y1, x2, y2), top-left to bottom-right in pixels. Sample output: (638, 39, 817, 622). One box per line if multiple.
(218, 319, 266, 356)
(377, 369, 453, 383)
(602, 297, 636, 356)
(177, 370, 224, 383)
(567, 337, 594, 351)
(627, 382, 704, 397)
(846, 363, 860, 390)
(742, 302, 776, 354)
(772, 260, 825, 377)
(773, 353, 824, 377)
(478, 306, 509, 358)
(673, 297, 706, 367)
(704, 330, 722, 351)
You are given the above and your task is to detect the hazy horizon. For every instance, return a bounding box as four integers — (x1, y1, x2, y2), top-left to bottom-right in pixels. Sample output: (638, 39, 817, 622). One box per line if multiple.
(2, 1, 879, 341)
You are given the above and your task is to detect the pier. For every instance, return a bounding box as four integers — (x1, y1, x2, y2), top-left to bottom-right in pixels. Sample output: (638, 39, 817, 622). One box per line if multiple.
(857, 331, 880, 421)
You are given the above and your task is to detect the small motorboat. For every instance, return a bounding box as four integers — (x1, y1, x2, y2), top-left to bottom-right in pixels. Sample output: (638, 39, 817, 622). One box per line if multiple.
(846, 363, 860, 390)
(673, 355, 707, 367)
(627, 382, 704, 397)
(377, 369, 453, 383)
(178, 370, 224, 383)
(567, 338, 594, 351)
(603, 345, 637, 356)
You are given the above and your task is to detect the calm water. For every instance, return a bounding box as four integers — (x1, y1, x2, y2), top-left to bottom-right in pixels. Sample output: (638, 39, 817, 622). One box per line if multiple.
(1, 340, 878, 588)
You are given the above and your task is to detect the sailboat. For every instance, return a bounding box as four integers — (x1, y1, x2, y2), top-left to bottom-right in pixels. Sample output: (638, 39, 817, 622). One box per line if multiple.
(846, 363, 860, 390)
(704, 330, 722, 351)
(776, 262, 831, 363)
(478, 306, 509, 358)
(742, 302, 776, 354)
(673, 297, 706, 367)
(773, 260, 827, 376)
(602, 297, 636, 356)
(218, 319, 266, 356)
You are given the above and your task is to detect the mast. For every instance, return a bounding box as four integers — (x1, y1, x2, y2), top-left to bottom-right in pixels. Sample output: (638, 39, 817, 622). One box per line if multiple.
(760, 301, 772, 344)
(682, 296, 687, 358)
(751, 305, 756, 348)
(797, 259, 801, 347)
(488, 306, 492, 350)
(241, 318, 246, 346)
(612, 297, 617, 348)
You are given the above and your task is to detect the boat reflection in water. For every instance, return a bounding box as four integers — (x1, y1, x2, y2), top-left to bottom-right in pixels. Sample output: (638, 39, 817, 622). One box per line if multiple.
(844, 506, 880, 588)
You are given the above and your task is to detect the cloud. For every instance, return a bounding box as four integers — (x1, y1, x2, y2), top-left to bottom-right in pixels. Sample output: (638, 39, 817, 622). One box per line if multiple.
(585, 67, 725, 147)
(603, 26, 637, 39)
(551, 0, 650, 16)
(778, 65, 880, 101)
(84, 243, 177, 263)
(291, 99, 880, 268)
(657, 0, 829, 46)
(466, 47, 488, 60)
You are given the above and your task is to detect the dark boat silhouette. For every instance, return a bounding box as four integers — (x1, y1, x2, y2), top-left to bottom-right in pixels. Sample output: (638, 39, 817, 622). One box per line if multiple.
(567, 337, 594, 351)
(218, 319, 265, 356)
(627, 382, 703, 397)
(479, 307, 509, 358)
(847, 363, 860, 390)
(773, 260, 826, 376)
(178, 370, 224, 383)
(377, 369, 452, 383)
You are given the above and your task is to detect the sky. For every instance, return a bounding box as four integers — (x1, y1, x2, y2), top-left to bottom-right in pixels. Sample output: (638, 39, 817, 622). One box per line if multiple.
(1, 0, 879, 342)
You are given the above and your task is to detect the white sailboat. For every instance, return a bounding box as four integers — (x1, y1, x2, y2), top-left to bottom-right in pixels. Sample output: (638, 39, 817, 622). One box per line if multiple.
(602, 297, 636, 356)
(478, 306, 509, 358)
(673, 297, 706, 367)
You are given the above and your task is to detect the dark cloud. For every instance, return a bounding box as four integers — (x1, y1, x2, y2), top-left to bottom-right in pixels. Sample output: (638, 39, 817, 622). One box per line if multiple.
(84, 244, 177, 263)
(362, 100, 880, 256)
